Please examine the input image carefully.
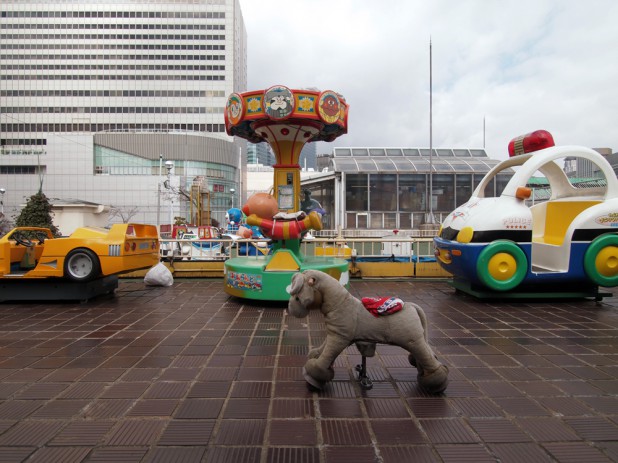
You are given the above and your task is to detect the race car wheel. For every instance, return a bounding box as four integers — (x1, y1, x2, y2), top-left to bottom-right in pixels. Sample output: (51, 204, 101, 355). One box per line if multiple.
(64, 248, 101, 282)
(476, 240, 527, 291)
(584, 234, 618, 287)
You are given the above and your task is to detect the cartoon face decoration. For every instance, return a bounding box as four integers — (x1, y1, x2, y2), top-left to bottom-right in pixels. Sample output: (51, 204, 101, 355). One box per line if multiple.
(263, 85, 294, 120)
(318, 91, 341, 124)
(270, 95, 287, 110)
(226, 93, 243, 125)
(226, 207, 243, 225)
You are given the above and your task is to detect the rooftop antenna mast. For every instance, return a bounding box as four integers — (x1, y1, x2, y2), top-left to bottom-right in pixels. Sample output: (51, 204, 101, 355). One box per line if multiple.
(427, 38, 435, 224)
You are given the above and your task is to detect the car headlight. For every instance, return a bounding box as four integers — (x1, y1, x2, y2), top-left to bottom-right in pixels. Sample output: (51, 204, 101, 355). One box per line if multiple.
(434, 248, 452, 264)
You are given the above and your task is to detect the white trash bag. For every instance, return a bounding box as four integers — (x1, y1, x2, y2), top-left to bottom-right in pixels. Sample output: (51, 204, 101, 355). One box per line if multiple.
(144, 262, 174, 287)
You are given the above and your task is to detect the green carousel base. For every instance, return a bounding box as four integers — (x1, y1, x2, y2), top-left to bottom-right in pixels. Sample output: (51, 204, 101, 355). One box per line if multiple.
(450, 278, 611, 301)
(224, 249, 349, 301)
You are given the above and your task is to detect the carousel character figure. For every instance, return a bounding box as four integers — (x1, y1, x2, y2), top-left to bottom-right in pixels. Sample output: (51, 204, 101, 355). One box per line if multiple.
(242, 192, 323, 240)
(226, 208, 244, 234)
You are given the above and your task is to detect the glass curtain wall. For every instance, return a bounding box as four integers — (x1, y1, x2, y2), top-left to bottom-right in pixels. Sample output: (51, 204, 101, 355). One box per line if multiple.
(369, 173, 397, 229)
(341, 172, 511, 229)
(455, 174, 472, 205)
(95, 146, 236, 224)
(432, 174, 455, 212)
(345, 174, 367, 228)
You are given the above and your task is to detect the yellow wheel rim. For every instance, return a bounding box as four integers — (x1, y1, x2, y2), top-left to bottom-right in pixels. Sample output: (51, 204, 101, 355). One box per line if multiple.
(595, 246, 618, 277)
(477, 241, 527, 291)
(487, 252, 516, 281)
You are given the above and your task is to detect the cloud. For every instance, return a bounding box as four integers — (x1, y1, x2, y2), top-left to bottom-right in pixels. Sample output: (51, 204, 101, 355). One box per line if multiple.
(239, 0, 618, 160)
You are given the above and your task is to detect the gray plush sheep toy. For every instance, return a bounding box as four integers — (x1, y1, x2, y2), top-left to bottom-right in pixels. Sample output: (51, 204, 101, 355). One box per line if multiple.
(287, 269, 449, 394)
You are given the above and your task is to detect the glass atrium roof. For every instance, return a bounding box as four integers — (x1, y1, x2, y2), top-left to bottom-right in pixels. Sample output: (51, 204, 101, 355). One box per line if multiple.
(330, 147, 501, 173)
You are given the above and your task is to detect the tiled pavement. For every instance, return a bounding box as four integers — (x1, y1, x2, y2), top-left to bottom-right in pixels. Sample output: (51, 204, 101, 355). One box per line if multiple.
(0, 278, 616, 463)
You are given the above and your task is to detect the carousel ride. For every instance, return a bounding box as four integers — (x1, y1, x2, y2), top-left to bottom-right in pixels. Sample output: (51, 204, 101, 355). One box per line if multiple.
(223, 85, 350, 300)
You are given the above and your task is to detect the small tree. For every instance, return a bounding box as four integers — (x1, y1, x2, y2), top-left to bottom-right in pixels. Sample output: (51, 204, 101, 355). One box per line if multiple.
(15, 191, 61, 237)
(0, 214, 12, 237)
(108, 205, 139, 224)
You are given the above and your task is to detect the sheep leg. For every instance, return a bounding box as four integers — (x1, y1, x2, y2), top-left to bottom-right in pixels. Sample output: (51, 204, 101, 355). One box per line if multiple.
(308, 339, 327, 359)
(303, 335, 349, 387)
(405, 338, 449, 394)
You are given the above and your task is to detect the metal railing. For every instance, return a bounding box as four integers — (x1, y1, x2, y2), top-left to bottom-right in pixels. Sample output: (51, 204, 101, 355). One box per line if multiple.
(160, 237, 231, 261)
(312, 228, 440, 238)
(160, 235, 438, 262)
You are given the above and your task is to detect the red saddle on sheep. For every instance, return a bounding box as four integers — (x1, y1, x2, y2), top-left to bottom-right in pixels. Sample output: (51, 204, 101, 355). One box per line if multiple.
(361, 297, 403, 317)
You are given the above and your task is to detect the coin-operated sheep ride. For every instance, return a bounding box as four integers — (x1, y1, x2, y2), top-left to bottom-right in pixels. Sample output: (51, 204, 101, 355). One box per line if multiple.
(287, 269, 449, 393)
(434, 130, 618, 300)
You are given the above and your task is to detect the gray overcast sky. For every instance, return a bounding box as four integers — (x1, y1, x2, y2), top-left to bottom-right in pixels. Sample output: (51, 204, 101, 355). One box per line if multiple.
(238, 0, 618, 161)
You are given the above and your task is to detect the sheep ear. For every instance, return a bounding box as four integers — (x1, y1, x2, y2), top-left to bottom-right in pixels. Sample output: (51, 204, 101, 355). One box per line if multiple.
(288, 273, 304, 295)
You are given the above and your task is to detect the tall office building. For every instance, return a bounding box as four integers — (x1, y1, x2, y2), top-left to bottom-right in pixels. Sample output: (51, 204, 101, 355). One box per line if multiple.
(246, 141, 274, 166)
(299, 142, 317, 171)
(0, 0, 246, 232)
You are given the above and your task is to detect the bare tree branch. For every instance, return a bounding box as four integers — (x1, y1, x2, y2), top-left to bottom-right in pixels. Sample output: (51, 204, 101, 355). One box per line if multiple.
(108, 206, 140, 223)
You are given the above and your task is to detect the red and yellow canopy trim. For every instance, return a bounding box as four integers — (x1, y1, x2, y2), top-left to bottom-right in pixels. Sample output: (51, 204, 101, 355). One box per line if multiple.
(224, 85, 349, 143)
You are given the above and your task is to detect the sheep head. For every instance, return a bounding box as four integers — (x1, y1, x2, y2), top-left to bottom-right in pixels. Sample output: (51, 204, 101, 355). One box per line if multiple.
(287, 272, 323, 318)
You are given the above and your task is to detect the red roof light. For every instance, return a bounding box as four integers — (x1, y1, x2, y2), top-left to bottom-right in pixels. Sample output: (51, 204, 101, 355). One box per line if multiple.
(508, 130, 555, 157)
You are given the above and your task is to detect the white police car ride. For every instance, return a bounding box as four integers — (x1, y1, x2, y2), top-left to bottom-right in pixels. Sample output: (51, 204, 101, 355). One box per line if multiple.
(434, 130, 618, 293)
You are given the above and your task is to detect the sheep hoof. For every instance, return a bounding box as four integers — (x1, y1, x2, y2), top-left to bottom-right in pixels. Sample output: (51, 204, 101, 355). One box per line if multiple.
(418, 365, 449, 395)
(303, 367, 324, 391)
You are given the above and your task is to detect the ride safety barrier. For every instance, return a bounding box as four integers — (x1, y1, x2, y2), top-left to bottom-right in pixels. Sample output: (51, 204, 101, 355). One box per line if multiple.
(132, 234, 451, 279)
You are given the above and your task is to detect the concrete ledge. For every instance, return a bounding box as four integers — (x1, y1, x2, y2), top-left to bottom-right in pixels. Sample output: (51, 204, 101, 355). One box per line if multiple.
(415, 261, 452, 278)
(122, 260, 452, 279)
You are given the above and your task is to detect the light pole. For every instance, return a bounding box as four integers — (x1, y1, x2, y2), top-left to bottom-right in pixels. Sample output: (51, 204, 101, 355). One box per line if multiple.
(230, 188, 235, 209)
(156, 154, 163, 229)
(0, 188, 5, 215)
(164, 161, 174, 227)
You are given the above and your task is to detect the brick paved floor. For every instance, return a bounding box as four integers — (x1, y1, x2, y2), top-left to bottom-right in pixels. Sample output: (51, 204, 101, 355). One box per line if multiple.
(0, 278, 616, 462)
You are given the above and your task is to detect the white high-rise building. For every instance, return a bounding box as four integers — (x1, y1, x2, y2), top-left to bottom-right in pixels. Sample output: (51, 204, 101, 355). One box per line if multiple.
(0, 0, 246, 233)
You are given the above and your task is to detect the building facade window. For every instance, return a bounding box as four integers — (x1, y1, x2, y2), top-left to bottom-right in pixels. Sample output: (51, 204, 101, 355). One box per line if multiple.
(455, 174, 472, 205)
(369, 174, 397, 211)
(1, 123, 226, 134)
(345, 174, 368, 211)
(0, 165, 44, 174)
(432, 174, 455, 212)
(398, 174, 426, 212)
(1, 10, 226, 19)
(94, 147, 235, 182)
